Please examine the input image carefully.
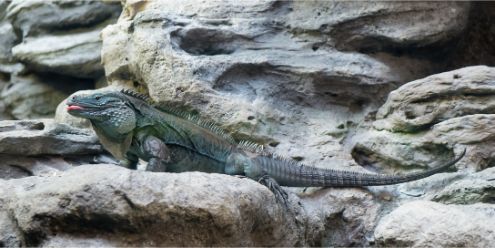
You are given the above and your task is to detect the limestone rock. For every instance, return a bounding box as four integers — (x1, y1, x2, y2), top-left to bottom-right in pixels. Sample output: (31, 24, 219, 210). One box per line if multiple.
(2, 165, 304, 246)
(350, 129, 456, 173)
(426, 114, 495, 145)
(0, 0, 122, 120)
(287, 2, 470, 52)
(429, 167, 495, 204)
(0, 74, 68, 119)
(0, 155, 76, 180)
(100, 0, 473, 168)
(6, 0, 121, 37)
(375, 66, 495, 132)
(0, 21, 17, 62)
(353, 67, 495, 172)
(0, 119, 102, 155)
(374, 201, 495, 247)
(300, 188, 380, 247)
(11, 30, 103, 79)
(0, 209, 22, 247)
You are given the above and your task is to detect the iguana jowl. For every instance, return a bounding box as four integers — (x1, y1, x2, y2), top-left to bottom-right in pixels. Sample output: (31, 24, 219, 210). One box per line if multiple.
(67, 90, 464, 200)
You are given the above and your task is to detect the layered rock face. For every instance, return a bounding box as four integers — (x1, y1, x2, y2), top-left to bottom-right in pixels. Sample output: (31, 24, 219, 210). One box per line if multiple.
(0, 0, 122, 119)
(1, 1, 495, 247)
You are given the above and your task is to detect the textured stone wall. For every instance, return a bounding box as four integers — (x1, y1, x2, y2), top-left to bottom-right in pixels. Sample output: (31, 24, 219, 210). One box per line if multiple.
(0, 0, 121, 119)
(0, 1, 495, 247)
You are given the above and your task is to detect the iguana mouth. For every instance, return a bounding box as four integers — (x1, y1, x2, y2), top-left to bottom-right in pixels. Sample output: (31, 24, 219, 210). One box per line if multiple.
(67, 105, 84, 111)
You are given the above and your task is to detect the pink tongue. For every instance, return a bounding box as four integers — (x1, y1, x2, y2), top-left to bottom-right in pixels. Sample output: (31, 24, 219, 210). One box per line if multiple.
(67, 105, 84, 111)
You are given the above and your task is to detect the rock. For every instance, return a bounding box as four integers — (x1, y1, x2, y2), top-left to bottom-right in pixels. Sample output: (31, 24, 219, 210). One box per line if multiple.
(0, 119, 102, 155)
(2, 164, 304, 246)
(426, 114, 495, 145)
(6, 0, 121, 37)
(350, 129, 456, 173)
(0, 0, 122, 120)
(102, 0, 465, 168)
(374, 66, 495, 132)
(0, 209, 22, 247)
(0, 21, 17, 62)
(374, 201, 495, 247)
(300, 188, 380, 247)
(0, 155, 75, 179)
(0, 62, 26, 75)
(11, 30, 103, 79)
(448, 3, 495, 69)
(0, 1, 9, 20)
(353, 67, 495, 171)
(429, 167, 495, 204)
(41, 235, 116, 247)
(0, 74, 68, 119)
(287, 2, 470, 52)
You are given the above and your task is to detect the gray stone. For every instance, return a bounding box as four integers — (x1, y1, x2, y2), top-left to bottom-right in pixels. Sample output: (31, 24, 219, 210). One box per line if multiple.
(287, 2, 470, 52)
(6, 0, 121, 37)
(0, 1, 9, 20)
(101, 0, 470, 169)
(0, 21, 18, 62)
(3, 164, 304, 246)
(374, 201, 495, 247)
(300, 188, 381, 247)
(375, 66, 495, 132)
(0, 155, 75, 180)
(350, 129, 457, 173)
(429, 167, 495, 204)
(0, 74, 68, 119)
(0, 119, 102, 156)
(11, 30, 103, 79)
(0, 62, 26, 75)
(0, 209, 22, 247)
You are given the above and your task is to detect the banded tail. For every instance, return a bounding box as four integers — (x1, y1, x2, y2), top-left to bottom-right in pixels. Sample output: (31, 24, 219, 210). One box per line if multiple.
(255, 149, 466, 187)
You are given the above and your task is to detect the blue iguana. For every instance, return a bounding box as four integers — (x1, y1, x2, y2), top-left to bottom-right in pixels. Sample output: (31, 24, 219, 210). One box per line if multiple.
(66, 89, 465, 201)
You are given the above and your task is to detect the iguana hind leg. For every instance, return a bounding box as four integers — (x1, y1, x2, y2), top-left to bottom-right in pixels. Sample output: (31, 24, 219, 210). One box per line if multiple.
(143, 135, 171, 172)
(258, 175, 289, 206)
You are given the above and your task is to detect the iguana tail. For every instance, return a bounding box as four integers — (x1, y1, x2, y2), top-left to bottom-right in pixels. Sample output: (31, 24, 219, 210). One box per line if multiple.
(255, 149, 465, 187)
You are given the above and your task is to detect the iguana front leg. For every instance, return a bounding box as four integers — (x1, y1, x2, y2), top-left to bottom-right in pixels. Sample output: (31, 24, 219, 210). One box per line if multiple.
(142, 135, 171, 172)
(120, 153, 138, 170)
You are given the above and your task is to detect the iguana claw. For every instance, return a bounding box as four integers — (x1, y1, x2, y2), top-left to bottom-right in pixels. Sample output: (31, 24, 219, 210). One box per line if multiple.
(258, 175, 289, 206)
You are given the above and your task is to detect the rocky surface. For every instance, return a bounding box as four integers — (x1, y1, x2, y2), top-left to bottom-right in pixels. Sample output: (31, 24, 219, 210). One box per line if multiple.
(0, 165, 305, 247)
(11, 30, 103, 79)
(100, 0, 493, 170)
(352, 66, 495, 174)
(0, 119, 110, 180)
(374, 201, 495, 247)
(0, 0, 122, 120)
(1, 1, 495, 247)
(374, 66, 495, 133)
(1, 74, 67, 119)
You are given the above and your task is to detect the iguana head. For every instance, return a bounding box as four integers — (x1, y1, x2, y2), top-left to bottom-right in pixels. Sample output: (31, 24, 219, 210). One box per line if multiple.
(67, 90, 137, 136)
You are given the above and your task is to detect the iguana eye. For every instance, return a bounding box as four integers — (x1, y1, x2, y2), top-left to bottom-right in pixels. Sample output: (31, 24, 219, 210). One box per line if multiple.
(95, 96, 101, 100)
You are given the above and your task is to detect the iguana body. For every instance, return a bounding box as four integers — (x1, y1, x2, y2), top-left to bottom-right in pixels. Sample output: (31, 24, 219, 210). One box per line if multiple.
(67, 90, 464, 200)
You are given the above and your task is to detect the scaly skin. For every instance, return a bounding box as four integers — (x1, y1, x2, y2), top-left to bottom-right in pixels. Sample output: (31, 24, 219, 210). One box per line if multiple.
(67, 89, 465, 202)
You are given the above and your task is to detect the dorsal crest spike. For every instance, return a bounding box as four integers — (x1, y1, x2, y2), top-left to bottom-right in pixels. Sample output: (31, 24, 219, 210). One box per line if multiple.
(238, 140, 266, 154)
(120, 89, 153, 103)
(157, 106, 237, 144)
